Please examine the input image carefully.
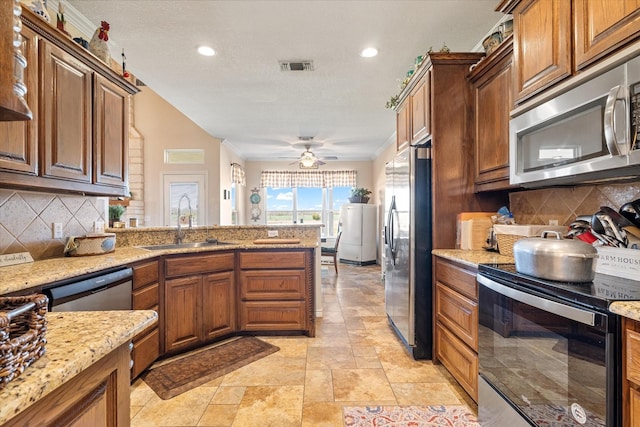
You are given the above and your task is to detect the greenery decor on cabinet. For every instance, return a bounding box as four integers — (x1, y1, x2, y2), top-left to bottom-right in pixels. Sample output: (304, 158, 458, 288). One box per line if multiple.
(109, 204, 125, 227)
(349, 187, 372, 204)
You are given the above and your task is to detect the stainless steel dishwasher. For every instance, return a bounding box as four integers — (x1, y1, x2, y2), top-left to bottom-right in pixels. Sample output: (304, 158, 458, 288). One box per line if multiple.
(44, 267, 133, 312)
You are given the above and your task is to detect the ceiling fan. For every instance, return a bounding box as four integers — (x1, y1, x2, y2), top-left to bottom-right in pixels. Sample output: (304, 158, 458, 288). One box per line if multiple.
(278, 138, 338, 169)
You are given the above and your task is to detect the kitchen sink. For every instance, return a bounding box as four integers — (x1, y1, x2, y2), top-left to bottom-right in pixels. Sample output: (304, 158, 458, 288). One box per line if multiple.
(140, 240, 233, 250)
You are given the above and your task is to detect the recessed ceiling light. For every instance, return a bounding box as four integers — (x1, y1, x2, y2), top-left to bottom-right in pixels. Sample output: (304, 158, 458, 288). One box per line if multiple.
(360, 47, 378, 58)
(197, 46, 216, 57)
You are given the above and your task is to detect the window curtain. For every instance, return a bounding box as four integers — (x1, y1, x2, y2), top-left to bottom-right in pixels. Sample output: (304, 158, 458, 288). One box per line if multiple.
(260, 170, 356, 188)
(230, 163, 246, 186)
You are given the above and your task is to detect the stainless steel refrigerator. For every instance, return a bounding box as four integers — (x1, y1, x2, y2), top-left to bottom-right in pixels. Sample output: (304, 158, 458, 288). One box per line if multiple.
(384, 142, 432, 359)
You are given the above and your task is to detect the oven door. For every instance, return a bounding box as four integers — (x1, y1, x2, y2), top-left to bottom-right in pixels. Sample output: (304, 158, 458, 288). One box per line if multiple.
(477, 274, 616, 427)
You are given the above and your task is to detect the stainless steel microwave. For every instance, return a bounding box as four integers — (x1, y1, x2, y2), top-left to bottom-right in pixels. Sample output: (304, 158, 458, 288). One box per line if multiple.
(510, 56, 640, 188)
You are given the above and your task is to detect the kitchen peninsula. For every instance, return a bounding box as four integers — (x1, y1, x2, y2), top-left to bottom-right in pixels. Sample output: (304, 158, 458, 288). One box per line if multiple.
(0, 310, 157, 425)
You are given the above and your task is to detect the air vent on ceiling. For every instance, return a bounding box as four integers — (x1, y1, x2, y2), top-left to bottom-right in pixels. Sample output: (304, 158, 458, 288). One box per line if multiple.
(279, 60, 314, 72)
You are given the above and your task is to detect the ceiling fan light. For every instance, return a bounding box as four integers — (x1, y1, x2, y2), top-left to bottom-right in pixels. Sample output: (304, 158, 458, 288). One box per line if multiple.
(300, 156, 316, 167)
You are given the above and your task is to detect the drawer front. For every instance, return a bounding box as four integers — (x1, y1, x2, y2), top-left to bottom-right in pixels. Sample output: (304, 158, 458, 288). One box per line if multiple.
(435, 282, 478, 350)
(165, 252, 235, 278)
(627, 329, 640, 384)
(239, 251, 306, 269)
(132, 328, 160, 379)
(133, 260, 159, 290)
(239, 300, 306, 331)
(631, 387, 640, 427)
(435, 321, 478, 402)
(435, 257, 477, 300)
(240, 270, 305, 300)
(133, 283, 159, 310)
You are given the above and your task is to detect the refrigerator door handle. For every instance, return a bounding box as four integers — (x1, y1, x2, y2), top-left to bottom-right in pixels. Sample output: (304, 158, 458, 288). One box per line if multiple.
(386, 196, 397, 266)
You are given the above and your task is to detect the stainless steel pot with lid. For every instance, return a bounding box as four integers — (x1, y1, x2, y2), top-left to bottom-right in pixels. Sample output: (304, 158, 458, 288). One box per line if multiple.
(513, 231, 598, 282)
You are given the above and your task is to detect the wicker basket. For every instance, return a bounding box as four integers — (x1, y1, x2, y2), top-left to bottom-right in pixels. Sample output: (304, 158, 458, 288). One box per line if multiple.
(494, 224, 568, 256)
(0, 294, 48, 389)
(495, 233, 526, 257)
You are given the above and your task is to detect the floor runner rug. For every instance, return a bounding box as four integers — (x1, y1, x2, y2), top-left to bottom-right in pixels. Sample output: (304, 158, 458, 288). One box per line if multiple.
(343, 405, 479, 427)
(142, 336, 279, 400)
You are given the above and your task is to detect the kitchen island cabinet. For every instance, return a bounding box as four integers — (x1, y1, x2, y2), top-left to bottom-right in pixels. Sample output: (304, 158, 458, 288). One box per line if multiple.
(163, 251, 236, 354)
(0, 310, 157, 426)
(238, 249, 315, 337)
(131, 259, 161, 378)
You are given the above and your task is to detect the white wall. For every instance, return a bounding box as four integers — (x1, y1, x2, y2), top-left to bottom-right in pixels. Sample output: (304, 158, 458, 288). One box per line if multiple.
(134, 87, 223, 226)
(219, 145, 246, 225)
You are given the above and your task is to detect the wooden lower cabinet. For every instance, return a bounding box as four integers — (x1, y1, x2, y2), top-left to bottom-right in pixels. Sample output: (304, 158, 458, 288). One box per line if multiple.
(434, 256, 479, 401)
(238, 249, 314, 336)
(624, 318, 640, 426)
(131, 259, 161, 378)
(435, 321, 478, 399)
(4, 343, 131, 426)
(164, 252, 235, 354)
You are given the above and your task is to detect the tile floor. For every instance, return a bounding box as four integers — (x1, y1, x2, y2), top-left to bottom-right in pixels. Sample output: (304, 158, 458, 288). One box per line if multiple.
(129, 263, 477, 426)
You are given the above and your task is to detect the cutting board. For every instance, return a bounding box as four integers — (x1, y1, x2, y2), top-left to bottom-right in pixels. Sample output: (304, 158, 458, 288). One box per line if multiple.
(253, 238, 301, 244)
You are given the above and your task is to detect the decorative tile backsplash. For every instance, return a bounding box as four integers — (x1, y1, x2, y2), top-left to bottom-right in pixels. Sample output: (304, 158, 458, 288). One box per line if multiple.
(510, 182, 640, 226)
(0, 190, 106, 260)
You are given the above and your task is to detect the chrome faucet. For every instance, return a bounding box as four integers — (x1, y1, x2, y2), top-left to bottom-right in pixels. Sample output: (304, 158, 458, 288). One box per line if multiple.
(176, 193, 193, 244)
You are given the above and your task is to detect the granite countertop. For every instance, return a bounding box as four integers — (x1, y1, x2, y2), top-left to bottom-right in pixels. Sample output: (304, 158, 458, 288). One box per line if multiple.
(609, 302, 640, 321)
(432, 248, 514, 268)
(0, 240, 318, 296)
(0, 310, 157, 424)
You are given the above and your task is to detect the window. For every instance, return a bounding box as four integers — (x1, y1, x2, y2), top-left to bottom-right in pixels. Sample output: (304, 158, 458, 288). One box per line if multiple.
(265, 187, 293, 224)
(265, 185, 350, 236)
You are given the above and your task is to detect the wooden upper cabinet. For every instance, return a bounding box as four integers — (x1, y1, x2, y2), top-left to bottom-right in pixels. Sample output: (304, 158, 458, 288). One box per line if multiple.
(0, 24, 38, 175)
(512, 0, 572, 103)
(396, 100, 410, 151)
(410, 70, 431, 144)
(0, 1, 31, 121)
(469, 37, 514, 192)
(40, 39, 92, 183)
(574, 0, 640, 70)
(94, 74, 129, 187)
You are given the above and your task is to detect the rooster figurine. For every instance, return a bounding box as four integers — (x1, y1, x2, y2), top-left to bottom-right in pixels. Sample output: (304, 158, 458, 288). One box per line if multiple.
(89, 21, 111, 63)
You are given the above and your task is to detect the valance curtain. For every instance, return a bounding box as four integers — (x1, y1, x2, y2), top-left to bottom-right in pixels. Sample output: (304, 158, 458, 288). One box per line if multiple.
(230, 163, 246, 186)
(260, 170, 357, 188)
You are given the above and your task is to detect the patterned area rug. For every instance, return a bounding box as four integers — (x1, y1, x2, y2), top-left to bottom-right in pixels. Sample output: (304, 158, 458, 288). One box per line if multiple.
(343, 405, 479, 427)
(142, 336, 279, 399)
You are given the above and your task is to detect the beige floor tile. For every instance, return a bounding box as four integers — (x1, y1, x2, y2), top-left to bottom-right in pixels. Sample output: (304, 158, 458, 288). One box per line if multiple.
(130, 405, 143, 419)
(198, 404, 239, 427)
(221, 353, 306, 387)
(131, 386, 217, 426)
(306, 346, 356, 370)
(332, 368, 397, 402)
(301, 402, 347, 427)
(355, 355, 382, 369)
(304, 369, 334, 403)
(232, 385, 304, 427)
(391, 382, 462, 405)
(130, 379, 158, 407)
(211, 386, 246, 404)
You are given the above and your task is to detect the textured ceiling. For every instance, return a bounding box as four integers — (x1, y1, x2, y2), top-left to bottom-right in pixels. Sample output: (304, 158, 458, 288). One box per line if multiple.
(64, 0, 502, 162)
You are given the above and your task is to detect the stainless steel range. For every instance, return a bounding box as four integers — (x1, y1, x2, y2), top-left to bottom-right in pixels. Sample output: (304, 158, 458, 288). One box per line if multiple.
(477, 264, 640, 427)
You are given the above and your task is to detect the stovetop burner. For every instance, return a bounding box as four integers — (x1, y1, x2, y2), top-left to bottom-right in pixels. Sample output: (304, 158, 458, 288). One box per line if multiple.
(478, 263, 640, 311)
